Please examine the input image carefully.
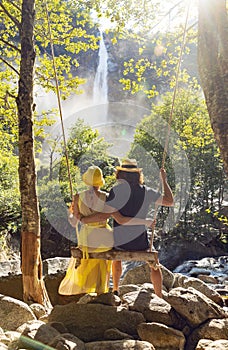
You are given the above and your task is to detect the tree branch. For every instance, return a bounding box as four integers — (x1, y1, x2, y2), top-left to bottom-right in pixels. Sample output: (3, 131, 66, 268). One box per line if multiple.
(6, 89, 17, 99)
(6, 0, 21, 12)
(0, 38, 21, 53)
(0, 1, 21, 31)
(0, 56, 19, 75)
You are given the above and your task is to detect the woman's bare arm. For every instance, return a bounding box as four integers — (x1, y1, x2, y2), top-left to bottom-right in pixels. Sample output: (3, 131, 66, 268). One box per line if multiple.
(81, 211, 110, 223)
(81, 203, 155, 228)
(112, 211, 155, 227)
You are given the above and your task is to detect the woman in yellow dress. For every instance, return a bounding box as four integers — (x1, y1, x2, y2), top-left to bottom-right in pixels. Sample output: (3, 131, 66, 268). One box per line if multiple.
(59, 165, 154, 295)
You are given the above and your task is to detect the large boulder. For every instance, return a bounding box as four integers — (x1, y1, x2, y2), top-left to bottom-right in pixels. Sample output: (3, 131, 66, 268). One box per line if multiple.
(122, 289, 185, 329)
(121, 263, 175, 292)
(137, 322, 186, 350)
(164, 287, 226, 328)
(18, 320, 61, 347)
(121, 263, 150, 286)
(0, 295, 36, 331)
(48, 303, 145, 342)
(173, 274, 223, 305)
(186, 318, 228, 350)
(0, 258, 75, 306)
(196, 339, 228, 349)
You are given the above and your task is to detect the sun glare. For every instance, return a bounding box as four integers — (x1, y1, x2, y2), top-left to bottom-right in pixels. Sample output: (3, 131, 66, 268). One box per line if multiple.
(94, 0, 198, 34)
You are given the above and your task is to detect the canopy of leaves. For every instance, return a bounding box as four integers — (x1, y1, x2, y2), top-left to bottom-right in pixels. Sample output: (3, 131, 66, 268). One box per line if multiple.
(129, 86, 226, 233)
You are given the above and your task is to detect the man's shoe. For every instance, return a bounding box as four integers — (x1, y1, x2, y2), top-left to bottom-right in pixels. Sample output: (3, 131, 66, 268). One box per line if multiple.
(113, 290, 119, 296)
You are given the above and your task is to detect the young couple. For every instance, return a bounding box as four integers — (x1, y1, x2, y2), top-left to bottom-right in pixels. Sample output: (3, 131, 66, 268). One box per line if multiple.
(59, 159, 174, 298)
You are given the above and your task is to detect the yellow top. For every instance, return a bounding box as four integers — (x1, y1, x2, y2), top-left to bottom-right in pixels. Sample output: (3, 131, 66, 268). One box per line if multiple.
(77, 191, 113, 258)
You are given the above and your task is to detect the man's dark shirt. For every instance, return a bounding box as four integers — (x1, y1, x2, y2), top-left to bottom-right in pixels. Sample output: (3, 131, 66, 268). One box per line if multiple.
(107, 181, 161, 250)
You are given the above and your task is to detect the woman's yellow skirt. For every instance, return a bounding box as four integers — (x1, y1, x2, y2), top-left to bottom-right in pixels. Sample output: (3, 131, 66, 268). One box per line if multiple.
(58, 222, 113, 295)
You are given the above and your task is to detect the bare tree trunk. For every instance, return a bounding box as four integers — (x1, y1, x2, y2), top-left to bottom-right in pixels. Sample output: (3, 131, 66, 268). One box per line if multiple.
(198, 0, 228, 175)
(16, 0, 51, 309)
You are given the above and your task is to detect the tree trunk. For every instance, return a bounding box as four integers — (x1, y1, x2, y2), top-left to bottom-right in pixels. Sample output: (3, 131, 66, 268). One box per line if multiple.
(198, 0, 228, 175)
(16, 0, 51, 309)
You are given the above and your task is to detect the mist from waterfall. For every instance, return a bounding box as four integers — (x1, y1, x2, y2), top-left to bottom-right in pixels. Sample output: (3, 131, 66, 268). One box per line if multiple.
(93, 30, 108, 105)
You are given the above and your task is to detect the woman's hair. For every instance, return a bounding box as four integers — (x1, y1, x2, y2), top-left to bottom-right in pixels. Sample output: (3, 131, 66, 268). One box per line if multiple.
(116, 170, 144, 185)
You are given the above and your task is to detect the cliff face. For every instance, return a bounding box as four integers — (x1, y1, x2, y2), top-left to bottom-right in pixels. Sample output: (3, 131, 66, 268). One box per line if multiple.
(77, 32, 198, 106)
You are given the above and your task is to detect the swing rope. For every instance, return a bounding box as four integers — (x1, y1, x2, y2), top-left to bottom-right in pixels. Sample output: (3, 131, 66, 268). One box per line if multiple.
(149, 1, 190, 252)
(44, 0, 73, 200)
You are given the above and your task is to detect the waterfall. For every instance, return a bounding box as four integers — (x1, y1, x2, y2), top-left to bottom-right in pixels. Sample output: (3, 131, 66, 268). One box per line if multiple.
(93, 30, 108, 105)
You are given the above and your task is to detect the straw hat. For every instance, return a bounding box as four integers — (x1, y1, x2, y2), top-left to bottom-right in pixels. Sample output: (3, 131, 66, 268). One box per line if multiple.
(82, 166, 105, 187)
(116, 158, 142, 172)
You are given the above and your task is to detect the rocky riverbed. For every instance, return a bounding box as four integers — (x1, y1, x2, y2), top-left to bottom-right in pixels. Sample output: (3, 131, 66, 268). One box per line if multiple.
(0, 258, 228, 350)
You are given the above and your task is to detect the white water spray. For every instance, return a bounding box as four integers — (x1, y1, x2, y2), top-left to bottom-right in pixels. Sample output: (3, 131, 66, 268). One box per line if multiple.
(93, 30, 108, 105)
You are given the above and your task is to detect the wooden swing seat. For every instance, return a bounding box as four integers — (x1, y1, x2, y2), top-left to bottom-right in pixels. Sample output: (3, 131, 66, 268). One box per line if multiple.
(71, 247, 160, 269)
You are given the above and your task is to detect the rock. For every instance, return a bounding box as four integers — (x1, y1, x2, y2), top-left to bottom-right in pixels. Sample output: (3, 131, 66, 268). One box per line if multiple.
(0, 257, 227, 350)
(197, 274, 218, 284)
(18, 320, 60, 345)
(0, 295, 36, 331)
(173, 255, 228, 287)
(121, 290, 141, 308)
(76, 293, 97, 304)
(0, 257, 76, 305)
(48, 322, 69, 334)
(121, 263, 150, 286)
(0, 261, 21, 277)
(88, 292, 121, 306)
(165, 287, 226, 327)
(16, 320, 45, 334)
(49, 333, 85, 350)
(39, 314, 49, 323)
(0, 260, 23, 301)
(121, 264, 171, 292)
(48, 303, 145, 342)
(188, 267, 211, 276)
(29, 303, 46, 319)
(173, 274, 223, 305)
(118, 284, 140, 296)
(104, 328, 134, 340)
(77, 292, 121, 306)
(31, 324, 61, 344)
(160, 265, 176, 291)
(122, 290, 185, 329)
(43, 258, 71, 306)
(139, 283, 154, 293)
(0, 334, 11, 347)
(85, 339, 155, 350)
(185, 318, 228, 350)
(137, 322, 186, 350)
(43, 258, 70, 276)
(196, 339, 228, 349)
(0, 331, 20, 345)
(159, 237, 227, 270)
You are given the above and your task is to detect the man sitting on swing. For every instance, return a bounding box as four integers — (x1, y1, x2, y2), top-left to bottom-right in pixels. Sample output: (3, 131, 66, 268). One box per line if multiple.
(80, 159, 174, 298)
